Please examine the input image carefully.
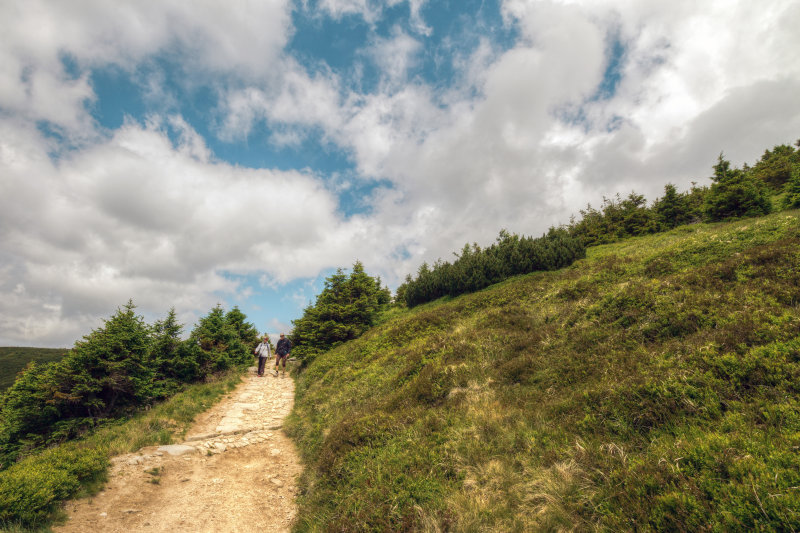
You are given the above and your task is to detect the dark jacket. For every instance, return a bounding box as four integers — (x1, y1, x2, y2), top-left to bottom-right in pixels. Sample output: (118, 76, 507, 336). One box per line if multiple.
(276, 338, 292, 356)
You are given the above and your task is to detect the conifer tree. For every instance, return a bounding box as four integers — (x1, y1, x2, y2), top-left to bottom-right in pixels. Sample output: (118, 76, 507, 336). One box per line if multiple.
(704, 153, 772, 221)
(654, 183, 693, 229)
(291, 262, 390, 364)
(781, 167, 800, 210)
(56, 300, 154, 419)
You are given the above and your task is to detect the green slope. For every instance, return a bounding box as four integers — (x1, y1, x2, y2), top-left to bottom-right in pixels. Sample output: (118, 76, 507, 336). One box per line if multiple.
(287, 211, 800, 531)
(0, 347, 67, 392)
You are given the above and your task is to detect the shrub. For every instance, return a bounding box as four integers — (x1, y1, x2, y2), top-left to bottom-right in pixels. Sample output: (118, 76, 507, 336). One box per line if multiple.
(704, 154, 772, 221)
(0, 445, 107, 528)
(399, 229, 585, 307)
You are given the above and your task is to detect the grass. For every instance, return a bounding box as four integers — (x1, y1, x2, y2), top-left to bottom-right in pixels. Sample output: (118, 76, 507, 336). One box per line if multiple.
(287, 211, 800, 531)
(0, 348, 67, 392)
(0, 369, 244, 531)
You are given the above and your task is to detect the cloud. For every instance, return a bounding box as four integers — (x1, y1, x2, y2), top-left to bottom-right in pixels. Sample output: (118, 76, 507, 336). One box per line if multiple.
(0, 0, 293, 139)
(209, 0, 800, 284)
(314, 0, 430, 33)
(367, 27, 422, 88)
(3, 0, 800, 347)
(0, 115, 382, 346)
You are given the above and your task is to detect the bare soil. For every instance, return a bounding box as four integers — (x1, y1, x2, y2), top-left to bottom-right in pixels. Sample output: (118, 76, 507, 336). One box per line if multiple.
(54, 367, 302, 533)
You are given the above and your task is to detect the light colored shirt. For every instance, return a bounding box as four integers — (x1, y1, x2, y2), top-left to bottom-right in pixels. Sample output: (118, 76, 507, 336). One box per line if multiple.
(255, 342, 272, 358)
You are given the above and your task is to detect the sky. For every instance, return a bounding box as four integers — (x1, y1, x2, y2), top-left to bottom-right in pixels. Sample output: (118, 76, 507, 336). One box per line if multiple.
(1, 0, 799, 348)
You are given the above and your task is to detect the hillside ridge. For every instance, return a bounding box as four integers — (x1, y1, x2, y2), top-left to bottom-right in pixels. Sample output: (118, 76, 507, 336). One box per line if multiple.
(287, 211, 800, 531)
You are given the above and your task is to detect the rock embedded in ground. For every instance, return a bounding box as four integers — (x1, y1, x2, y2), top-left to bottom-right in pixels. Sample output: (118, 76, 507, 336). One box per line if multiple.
(157, 445, 197, 456)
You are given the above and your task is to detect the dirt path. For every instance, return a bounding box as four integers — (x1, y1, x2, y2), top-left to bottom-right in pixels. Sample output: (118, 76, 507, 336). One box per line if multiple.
(55, 368, 302, 533)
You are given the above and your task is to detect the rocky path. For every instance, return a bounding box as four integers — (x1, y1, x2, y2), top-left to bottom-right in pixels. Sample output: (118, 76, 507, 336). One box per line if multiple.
(54, 368, 301, 533)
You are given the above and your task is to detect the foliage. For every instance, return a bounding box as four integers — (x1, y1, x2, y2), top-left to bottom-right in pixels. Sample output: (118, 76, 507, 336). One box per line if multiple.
(569, 192, 660, 245)
(652, 183, 703, 229)
(0, 348, 67, 392)
(0, 369, 242, 529)
(749, 141, 800, 190)
(0, 443, 107, 528)
(184, 304, 257, 375)
(398, 228, 585, 307)
(704, 153, 772, 221)
(286, 211, 800, 531)
(782, 165, 800, 210)
(291, 262, 391, 365)
(0, 302, 258, 468)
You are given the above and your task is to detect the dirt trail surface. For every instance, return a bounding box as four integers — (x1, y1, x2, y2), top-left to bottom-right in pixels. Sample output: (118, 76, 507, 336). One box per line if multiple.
(54, 368, 302, 533)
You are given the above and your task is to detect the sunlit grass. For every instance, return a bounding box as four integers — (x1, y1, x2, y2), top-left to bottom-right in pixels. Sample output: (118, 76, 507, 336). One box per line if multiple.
(288, 210, 800, 531)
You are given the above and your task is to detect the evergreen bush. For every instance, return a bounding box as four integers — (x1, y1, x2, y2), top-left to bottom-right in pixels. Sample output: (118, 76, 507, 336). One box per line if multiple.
(291, 262, 391, 365)
(398, 229, 585, 308)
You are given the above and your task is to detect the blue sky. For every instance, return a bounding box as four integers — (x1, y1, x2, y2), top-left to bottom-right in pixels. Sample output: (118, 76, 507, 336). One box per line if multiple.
(1, 0, 799, 346)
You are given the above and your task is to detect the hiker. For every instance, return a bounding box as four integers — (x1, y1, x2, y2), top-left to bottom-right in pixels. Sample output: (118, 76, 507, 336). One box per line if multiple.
(274, 333, 292, 377)
(254, 335, 272, 377)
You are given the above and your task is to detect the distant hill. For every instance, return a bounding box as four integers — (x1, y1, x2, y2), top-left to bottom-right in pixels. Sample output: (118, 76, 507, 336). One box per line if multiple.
(287, 210, 800, 531)
(0, 347, 67, 391)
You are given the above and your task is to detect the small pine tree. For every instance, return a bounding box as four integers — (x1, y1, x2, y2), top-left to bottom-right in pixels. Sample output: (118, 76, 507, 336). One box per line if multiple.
(291, 262, 391, 364)
(654, 184, 692, 229)
(704, 154, 772, 221)
(781, 167, 800, 210)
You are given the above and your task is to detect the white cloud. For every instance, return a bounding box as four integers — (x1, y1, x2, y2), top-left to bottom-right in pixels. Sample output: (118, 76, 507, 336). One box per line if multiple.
(0, 116, 385, 346)
(367, 27, 422, 88)
(314, 0, 430, 33)
(0, 0, 293, 137)
(211, 0, 800, 285)
(3, 0, 800, 347)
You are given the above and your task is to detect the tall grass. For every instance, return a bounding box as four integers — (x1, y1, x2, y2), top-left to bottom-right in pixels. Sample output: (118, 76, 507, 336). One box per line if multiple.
(287, 211, 800, 531)
(0, 369, 243, 530)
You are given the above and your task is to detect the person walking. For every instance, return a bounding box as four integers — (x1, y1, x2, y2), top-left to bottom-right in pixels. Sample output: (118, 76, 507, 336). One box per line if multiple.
(274, 333, 292, 377)
(254, 335, 272, 377)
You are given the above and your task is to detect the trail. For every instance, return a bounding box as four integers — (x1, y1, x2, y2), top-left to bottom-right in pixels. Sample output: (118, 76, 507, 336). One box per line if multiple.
(54, 368, 302, 533)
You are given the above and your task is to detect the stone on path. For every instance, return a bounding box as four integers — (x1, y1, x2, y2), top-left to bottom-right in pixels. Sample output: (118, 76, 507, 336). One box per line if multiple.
(157, 445, 197, 456)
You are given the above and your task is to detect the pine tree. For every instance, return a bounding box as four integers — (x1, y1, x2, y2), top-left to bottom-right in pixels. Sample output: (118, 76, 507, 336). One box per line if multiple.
(56, 300, 154, 419)
(781, 167, 800, 210)
(291, 262, 391, 364)
(704, 154, 772, 221)
(654, 183, 693, 229)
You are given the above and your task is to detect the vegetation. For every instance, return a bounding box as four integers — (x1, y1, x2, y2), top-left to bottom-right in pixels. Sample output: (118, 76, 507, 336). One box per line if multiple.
(287, 211, 800, 531)
(397, 229, 585, 308)
(291, 261, 391, 366)
(567, 143, 800, 247)
(0, 302, 259, 468)
(3, 138, 800, 531)
(0, 348, 67, 392)
(0, 369, 242, 529)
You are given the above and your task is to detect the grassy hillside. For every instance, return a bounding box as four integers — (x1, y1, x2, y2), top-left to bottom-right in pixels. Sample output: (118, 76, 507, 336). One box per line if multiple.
(287, 211, 800, 531)
(0, 347, 67, 392)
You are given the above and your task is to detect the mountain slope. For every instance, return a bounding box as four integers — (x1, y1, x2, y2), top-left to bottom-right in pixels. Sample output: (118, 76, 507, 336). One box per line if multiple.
(287, 211, 800, 531)
(0, 347, 66, 391)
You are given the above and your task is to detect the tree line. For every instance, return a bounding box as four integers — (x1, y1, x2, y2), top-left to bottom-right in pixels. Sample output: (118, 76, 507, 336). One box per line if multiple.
(288, 138, 800, 359)
(568, 142, 800, 246)
(0, 302, 259, 468)
(396, 228, 585, 308)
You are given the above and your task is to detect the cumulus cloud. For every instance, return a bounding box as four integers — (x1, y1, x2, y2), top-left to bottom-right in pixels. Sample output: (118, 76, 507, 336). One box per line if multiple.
(0, 0, 292, 140)
(3, 0, 800, 346)
(0, 114, 394, 345)
(210, 0, 800, 279)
